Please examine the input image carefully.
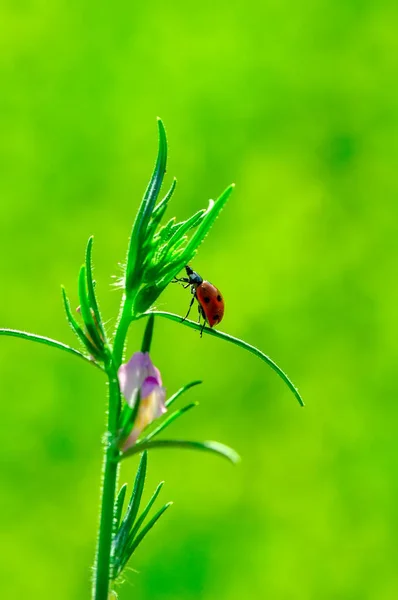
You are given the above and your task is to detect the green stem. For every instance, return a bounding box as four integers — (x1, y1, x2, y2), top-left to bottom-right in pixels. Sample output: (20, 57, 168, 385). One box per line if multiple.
(92, 281, 140, 598)
(92, 287, 136, 599)
(113, 294, 134, 367)
(92, 362, 121, 600)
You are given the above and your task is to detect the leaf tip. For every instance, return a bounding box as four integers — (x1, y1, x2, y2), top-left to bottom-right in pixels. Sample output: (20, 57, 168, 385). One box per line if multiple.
(157, 117, 166, 134)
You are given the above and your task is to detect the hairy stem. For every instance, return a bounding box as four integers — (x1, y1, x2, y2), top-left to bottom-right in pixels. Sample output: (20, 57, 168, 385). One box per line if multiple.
(93, 285, 137, 598)
(92, 362, 121, 600)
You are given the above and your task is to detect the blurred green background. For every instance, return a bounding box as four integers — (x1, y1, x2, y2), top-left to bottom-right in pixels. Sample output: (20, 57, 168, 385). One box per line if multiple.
(1, 0, 398, 598)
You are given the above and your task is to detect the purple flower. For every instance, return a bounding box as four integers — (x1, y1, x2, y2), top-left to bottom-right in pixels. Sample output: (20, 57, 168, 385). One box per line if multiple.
(118, 352, 166, 450)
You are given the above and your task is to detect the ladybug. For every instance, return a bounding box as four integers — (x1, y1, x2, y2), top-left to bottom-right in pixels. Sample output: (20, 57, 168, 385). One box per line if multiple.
(173, 265, 224, 336)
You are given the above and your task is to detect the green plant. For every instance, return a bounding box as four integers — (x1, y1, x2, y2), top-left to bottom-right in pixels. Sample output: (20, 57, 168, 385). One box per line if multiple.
(0, 119, 303, 599)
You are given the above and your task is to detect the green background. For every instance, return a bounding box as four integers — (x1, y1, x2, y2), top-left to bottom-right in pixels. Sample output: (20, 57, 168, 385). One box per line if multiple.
(1, 1, 398, 598)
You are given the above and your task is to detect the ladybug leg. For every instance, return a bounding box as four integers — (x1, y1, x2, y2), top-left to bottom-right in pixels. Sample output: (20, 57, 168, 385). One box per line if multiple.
(198, 305, 206, 338)
(200, 320, 206, 337)
(172, 277, 191, 290)
(181, 296, 195, 322)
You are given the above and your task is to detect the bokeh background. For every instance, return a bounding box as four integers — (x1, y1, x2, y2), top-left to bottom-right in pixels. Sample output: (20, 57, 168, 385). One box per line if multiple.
(1, 1, 398, 598)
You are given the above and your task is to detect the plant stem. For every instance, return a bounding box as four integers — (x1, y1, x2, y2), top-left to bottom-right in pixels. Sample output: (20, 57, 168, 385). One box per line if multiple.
(93, 287, 137, 598)
(92, 362, 121, 600)
(113, 294, 134, 367)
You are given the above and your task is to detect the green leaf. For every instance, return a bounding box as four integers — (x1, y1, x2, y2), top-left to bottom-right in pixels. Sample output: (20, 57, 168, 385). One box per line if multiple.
(0, 328, 101, 369)
(85, 236, 106, 341)
(78, 266, 104, 354)
(139, 402, 198, 442)
(131, 184, 234, 315)
(126, 481, 164, 547)
(177, 184, 234, 266)
(140, 119, 168, 234)
(122, 439, 240, 464)
(61, 287, 102, 359)
(142, 218, 178, 278)
(141, 314, 155, 353)
(126, 118, 168, 292)
(154, 217, 177, 245)
(170, 234, 188, 253)
(145, 188, 234, 290)
(116, 451, 147, 554)
(165, 380, 202, 408)
(113, 484, 128, 535)
(150, 178, 177, 225)
(120, 502, 172, 574)
(142, 311, 305, 407)
(162, 209, 206, 262)
(133, 283, 165, 316)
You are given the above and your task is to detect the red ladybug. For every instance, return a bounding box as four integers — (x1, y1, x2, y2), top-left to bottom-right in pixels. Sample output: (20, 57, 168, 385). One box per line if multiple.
(173, 266, 225, 336)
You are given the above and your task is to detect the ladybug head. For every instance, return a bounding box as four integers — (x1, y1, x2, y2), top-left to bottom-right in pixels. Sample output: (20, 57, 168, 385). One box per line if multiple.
(185, 265, 203, 285)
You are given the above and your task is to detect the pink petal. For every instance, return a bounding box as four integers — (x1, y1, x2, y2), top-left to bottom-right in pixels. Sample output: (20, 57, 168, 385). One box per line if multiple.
(151, 385, 167, 418)
(147, 364, 163, 386)
(118, 351, 151, 408)
(141, 376, 160, 399)
(121, 386, 167, 452)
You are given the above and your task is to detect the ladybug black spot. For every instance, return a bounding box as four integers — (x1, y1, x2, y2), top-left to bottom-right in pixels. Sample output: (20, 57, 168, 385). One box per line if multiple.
(213, 315, 219, 321)
(217, 295, 222, 302)
(203, 296, 210, 303)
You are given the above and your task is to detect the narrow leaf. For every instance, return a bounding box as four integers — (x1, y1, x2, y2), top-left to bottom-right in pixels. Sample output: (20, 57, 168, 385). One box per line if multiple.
(85, 236, 106, 341)
(113, 484, 128, 534)
(127, 481, 164, 548)
(122, 439, 240, 464)
(165, 380, 202, 408)
(116, 451, 147, 554)
(151, 178, 177, 224)
(78, 266, 104, 353)
(140, 403, 198, 442)
(61, 287, 102, 359)
(178, 185, 234, 265)
(140, 119, 168, 233)
(142, 311, 304, 407)
(120, 502, 172, 574)
(152, 217, 177, 247)
(0, 328, 100, 369)
(143, 181, 176, 251)
(150, 188, 233, 288)
(164, 208, 206, 258)
(126, 119, 167, 291)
